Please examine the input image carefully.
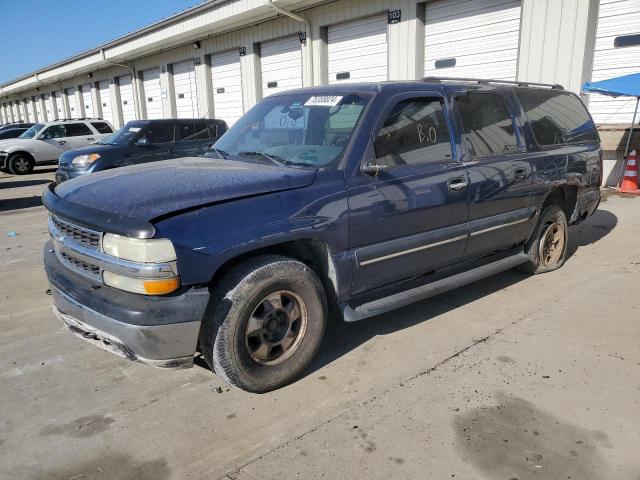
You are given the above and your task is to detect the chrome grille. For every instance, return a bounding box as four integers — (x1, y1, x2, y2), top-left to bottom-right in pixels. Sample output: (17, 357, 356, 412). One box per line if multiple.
(51, 215, 100, 249)
(60, 251, 101, 279)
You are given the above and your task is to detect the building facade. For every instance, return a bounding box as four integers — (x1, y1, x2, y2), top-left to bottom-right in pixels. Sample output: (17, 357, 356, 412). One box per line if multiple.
(0, 0, 637, 134)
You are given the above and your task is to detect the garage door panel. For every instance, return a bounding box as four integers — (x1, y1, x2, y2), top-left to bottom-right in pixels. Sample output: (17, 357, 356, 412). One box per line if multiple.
(118, 75, 136, 123)
(98, 80, 114, 125)
(260, 35, 303, 97)
(67, 88, 78, 116)
(173, 60, 199, 118)
(142, 68, 163, 120)
(328, 14, 388, 84)
(82, 84, 94, 118)
(424, 0, 521, 81)
(589, 0, 640, 124)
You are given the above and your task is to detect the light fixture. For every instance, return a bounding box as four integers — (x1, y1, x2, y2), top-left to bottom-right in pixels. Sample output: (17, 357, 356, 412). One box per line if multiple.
(193, 41, 201, 49)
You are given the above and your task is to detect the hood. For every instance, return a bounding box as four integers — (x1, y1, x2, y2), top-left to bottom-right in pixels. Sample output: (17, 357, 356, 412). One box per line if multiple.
(54, 157, 317, 220)
(0, 138, 35, 149)
(59, 143, 127, 164)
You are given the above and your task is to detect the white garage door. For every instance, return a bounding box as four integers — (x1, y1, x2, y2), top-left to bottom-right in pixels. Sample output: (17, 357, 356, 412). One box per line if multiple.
(13, 101, 21, 121)
(142, 68, 164, 119)
(82, 84, 94, 118)
(118, 75, 136, 124)
(328, 15, 388, 84)
(44, 93, 56, 120)
(424, 0, 521, 81)
(54, 91, 64, 119)
(67, 87, 78, 117)
(34, 97, 43, 122)
(98, 80, 114, 125)
(0, 105, 6, 124)
(26, 99, 34, 122)
(211, 50, 244, 125)
(589, 0, 640, 124)
(260, 36, 303, 97)
(172, 60, 199, 118)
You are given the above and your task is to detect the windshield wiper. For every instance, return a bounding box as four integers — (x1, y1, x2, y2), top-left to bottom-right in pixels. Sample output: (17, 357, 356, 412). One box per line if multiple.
(209, 147, 229, 159)
(237, 151, 286, 167)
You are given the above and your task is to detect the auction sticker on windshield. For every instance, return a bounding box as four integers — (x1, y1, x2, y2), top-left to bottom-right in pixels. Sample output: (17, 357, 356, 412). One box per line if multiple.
(304, 96, 343, 107)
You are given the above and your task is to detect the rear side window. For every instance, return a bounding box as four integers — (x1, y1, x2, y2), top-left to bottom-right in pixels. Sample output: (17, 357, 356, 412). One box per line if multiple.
(66, 123, 92, 136)
(374, 98, 452, 167)
(178, 122, 196, 141)
(91, 122, 113, 134)
(194, 121, 215, 140)
(516, 90, 598, 146)
(456, 92, 518, 157)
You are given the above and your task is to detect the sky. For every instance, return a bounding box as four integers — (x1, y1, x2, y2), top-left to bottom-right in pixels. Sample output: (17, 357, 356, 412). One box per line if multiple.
(0, 0, 206, 84)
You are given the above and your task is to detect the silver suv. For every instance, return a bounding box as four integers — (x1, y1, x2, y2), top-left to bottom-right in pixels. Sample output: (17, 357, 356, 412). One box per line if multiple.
(0, 118, 114, 175)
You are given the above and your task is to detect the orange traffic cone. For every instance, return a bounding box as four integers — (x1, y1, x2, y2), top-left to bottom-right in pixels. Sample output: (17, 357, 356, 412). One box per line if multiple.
(619, 150, 640, 194)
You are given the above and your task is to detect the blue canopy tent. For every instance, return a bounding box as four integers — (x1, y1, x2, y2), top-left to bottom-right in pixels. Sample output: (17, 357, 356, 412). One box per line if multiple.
(583, 72, 640, 162)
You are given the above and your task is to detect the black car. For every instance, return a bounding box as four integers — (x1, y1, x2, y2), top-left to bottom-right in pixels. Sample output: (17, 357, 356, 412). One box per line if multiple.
(0, 122, 35, 132)
(55, 118, 227, 183)
(0, 127, 29, 139)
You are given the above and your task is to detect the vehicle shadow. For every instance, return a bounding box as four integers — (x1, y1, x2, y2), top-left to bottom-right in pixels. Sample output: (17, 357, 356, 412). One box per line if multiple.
(0, 196, 43, 212)
(565, 208, 617, 260)
(0, 179, 52, 190)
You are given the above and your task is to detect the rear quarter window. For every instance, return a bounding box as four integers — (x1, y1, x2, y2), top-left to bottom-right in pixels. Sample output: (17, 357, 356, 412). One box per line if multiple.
(515, 90, 598, 146)
(91, 122, 113, 134)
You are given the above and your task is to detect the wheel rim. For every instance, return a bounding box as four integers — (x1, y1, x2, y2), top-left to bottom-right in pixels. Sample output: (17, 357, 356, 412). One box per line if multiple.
(245, 290, 308, 366)
(539, 221, 565, 267)
(14, 158, 29, 173)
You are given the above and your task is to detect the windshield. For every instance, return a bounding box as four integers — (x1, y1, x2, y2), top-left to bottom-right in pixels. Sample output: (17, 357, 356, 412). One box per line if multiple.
(20, 123, 44, 139)
(210, 93, 370, 168)
(99, 121, 149, 145)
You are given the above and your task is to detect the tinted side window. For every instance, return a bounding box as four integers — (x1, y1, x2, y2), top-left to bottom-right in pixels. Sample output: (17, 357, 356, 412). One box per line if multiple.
(194, 121, 210, 140)
(177, 122, 196, 141)
(66, 123, 92, 136)
(456, 93, 518, 156)
(374, 98, 452, 167)
(516, 90, 598, 146)
(41, 125, 67, 139)
(91, 122, 113, 134)
(141, 123, 175, 144)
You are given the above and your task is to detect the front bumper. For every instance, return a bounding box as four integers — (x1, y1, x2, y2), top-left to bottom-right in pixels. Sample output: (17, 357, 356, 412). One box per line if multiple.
(44, 242, 209, 368)
(55, 166, 90, 184)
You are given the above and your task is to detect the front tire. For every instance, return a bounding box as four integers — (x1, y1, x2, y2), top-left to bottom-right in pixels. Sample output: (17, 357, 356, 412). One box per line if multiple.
(200, 255, 327, 393)
(8, 154, 34, 175)
(518, 205, 568, 275)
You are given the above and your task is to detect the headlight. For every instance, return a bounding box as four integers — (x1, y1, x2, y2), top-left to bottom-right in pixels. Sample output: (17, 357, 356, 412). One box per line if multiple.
(102, 234, 177, 263)
(103, 271, 180, 295)
(71, 153, 100, 167)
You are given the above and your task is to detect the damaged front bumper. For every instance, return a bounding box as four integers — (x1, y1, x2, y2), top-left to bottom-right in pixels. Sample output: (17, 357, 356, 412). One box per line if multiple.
(45, 242, 209, 368)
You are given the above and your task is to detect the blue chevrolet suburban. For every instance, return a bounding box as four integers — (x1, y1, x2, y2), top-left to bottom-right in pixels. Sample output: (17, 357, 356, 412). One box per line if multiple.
(43, 79, 601, 392)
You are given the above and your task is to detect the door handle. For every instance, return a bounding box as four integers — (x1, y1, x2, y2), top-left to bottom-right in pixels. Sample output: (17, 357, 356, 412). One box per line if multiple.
(57, 140, 66, 145)
(514, 168, 529, 181)
(447, 177, 468, 192)
(86, 137, 94, 141)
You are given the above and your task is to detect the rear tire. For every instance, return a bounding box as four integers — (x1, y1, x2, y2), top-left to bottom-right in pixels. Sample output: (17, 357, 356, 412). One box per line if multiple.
(200, 255, 327, 393)
(518, 205, 568, 275)
(8, 154, 34, 175)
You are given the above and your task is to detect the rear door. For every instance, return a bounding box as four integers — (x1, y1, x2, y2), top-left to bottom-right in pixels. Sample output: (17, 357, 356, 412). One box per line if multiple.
(173, 120, 202, 157)
(347, 93, 469, 294)
(453, 89, 534, 259)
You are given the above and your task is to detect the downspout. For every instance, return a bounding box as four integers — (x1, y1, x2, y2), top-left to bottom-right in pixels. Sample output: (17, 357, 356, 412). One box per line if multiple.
(265, 1, 314, 86)
(100, 49, 142, 120)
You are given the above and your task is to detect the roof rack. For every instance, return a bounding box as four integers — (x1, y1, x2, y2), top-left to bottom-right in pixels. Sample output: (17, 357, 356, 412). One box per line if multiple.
(54, 117, 104, 122)
(422, 76, 564, 90)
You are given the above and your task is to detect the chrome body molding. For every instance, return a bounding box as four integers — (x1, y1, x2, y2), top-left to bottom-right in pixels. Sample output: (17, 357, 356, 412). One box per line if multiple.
(469, 217, 531, 237)
(359, 234, 468, 266)
(48, 215, 178, 283)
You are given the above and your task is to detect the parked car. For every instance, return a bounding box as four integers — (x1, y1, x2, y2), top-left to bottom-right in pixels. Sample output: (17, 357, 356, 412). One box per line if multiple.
(0, 119, 114, 175)
(0, 122, 35, 132)
(43, 79, 602, 392)
(0, 127, 29, 140)
(55, 119, 227, 183)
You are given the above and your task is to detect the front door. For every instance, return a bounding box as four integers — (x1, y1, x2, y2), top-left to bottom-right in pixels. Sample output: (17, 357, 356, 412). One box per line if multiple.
(347, 94, 469, 294)
(453, 90, 534, 259)
(37, 125, 72, 161)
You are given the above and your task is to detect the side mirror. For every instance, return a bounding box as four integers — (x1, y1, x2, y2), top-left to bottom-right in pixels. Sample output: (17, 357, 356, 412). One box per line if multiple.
(135, 137, 150, 147)
(361, 135, 388, 177)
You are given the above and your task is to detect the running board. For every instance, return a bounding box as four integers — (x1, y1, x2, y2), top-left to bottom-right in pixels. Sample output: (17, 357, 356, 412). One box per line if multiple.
(342, 252, 530, 322)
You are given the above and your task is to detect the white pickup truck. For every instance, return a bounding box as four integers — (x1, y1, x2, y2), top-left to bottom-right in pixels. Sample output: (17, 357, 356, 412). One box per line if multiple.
(0, 119, 114, 175)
